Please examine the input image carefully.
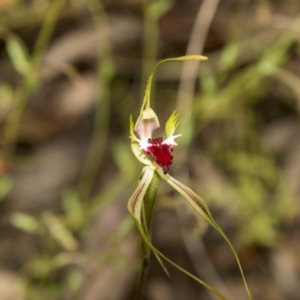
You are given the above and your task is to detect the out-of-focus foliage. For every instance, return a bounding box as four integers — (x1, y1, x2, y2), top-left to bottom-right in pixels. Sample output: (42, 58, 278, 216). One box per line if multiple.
(0, 0, 300, 299)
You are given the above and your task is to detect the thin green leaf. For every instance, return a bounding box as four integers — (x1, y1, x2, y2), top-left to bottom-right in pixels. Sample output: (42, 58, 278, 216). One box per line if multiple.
(158, 170, 253, 300)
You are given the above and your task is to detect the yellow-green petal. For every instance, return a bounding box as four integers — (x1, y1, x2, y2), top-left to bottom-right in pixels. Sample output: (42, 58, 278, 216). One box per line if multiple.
(165, 111, 180, 138)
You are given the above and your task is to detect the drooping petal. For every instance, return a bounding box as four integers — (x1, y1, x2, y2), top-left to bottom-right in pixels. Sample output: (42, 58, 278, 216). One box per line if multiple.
(157, 169, 253, 300)
(127, 167, 170, 275)
(127, 167, 154, 223)
(157, 170, 213, 223)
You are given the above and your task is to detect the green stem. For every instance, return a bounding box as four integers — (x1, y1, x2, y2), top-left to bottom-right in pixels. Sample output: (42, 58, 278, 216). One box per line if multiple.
(135, 171, 160, 300)
(2, 81, 29, 159)
(32, 0, 67, 68)
(77, 0, 114, 200)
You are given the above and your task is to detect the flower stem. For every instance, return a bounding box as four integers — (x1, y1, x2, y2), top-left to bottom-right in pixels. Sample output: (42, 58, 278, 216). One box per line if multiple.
(135, 171, 160, 300)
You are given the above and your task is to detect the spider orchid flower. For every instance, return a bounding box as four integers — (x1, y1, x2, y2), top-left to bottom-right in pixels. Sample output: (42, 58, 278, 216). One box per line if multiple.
(130, 108, 180, 174)
(127, 56, 252, 300)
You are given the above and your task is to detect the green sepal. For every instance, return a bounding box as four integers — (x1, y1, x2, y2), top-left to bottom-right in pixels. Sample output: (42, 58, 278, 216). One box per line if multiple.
(165, 111, 180, 138)
(127, 167, 169, 274)
(129, 115, 151, 166)
(129, 115, 138, 142)
(141, 55, 208, 113)
(128, 167, 154, 223)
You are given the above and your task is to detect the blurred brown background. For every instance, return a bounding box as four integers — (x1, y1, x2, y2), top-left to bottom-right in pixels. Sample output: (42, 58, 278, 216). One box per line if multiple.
(0, 0, 300, 299)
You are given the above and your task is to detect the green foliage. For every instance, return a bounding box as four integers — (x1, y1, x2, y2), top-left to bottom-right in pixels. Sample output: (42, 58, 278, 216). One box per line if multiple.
(0, 175, 13, 202)
(146, 0, 174, 19)
(219, 43, 240, 72)
(10, 212, 41, 234)
(5, 34, 30, 75)
(1, 1, 299, 299)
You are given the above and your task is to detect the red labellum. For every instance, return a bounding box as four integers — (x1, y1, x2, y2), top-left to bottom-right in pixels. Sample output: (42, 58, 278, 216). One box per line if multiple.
(146, 137, 173, 174)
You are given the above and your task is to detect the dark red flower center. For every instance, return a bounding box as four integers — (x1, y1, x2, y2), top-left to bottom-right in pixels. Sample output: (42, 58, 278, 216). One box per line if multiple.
(146, 137, 173, 174)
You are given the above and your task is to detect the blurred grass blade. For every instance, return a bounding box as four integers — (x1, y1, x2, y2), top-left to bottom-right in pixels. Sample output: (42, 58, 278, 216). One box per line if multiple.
(10, 212, 41, 234)
(219, 43, 239, 72)
(42, 212, 78, 251)
(62, 189, 85, 230)
(199, 65, 217, 94)
(5, 34, 30, 75)
(147, 0, 174, 19)
(0, 175, 13, 202)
